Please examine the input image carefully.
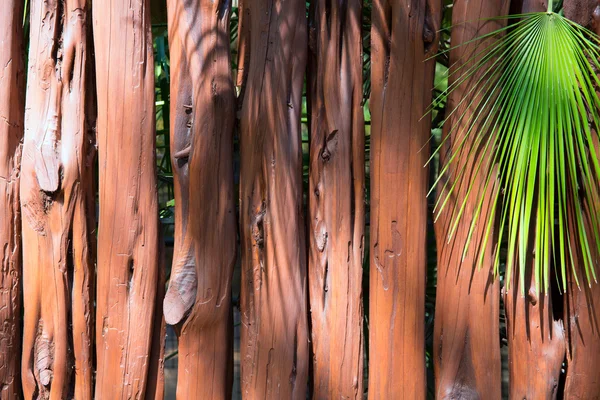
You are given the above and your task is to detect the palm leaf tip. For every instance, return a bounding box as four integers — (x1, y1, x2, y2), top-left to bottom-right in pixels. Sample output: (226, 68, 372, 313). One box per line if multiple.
(433, 10, 600, 294)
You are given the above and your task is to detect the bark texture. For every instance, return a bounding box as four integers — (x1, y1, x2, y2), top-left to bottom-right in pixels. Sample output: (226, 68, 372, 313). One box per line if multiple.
(563, 0, 599, 28)
(564, 271, 600, 398)
(21, 1, 95, 398)
(93, 0, 164, 397)
(307, 0, 365, 397)
(237, 0, 309, 397)
(432, 1, 508, 399)
(505, 266, 565, 399)
(368, 0, 439, 398)
(0, 1, 25, 397)
(165, 0, 236, 398)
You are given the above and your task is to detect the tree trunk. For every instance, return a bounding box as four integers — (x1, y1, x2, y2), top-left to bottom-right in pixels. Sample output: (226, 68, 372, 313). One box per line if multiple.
(20, 1, 95, 398)
(432, 1, 508, 399)
(237, 0, 309, 397)
(564, 269, 600, 398)
(368, 0, 439, 398)
(306, 0, 365, 396)
(164, 0, 236, 398)
(92, 0, 164, 397)
(505, 263, 565, 399)
(0, 1, 25, 397)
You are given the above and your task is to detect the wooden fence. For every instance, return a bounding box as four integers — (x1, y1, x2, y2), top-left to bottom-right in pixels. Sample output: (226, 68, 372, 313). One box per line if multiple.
(1, 0, 599, 399)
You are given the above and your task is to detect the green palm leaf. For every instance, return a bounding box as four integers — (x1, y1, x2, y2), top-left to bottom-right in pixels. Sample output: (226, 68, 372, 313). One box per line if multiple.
(431, 3, 600, 293)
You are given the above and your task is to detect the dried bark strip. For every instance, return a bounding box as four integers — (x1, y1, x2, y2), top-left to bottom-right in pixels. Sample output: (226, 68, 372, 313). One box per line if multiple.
(0, 1, 25, 397)
(93, 0, 164, 397)
(307, 0, 365, 397)
(369, 0, 440, 398)
(238, 0, 309, 397)
(164, 0, 236, 398)
(21, 1, 95, 398)
(432, 1, 509, 398)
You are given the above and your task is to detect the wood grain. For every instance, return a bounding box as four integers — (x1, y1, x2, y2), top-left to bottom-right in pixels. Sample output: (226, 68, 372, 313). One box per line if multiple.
(238, 0, 310, 396)
(432, 1, 508, 398)
(165, 0, 236, 397)
(0, 1, 25, 397)
(369, 0, 440, 398)
(93, 0, 164, 397)
(307, 0, 365, 396)
(21, 1, 95, 398)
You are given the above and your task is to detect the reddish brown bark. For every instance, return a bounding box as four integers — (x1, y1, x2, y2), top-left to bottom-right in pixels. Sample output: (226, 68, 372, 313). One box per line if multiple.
(505, 265, 566, 399)
(0, 1, 25, 397)
(432, 1, 509, 399)
(164, 0, 236, 398)
(236, 0, 250, 88)
(20, 1, 95, 398)
(92, 0, 164, 397)
(564, 274, 600, 398)
(369, 0, 439, 398)
(237, 0, 309, 397)
(306, 0, 365, 397)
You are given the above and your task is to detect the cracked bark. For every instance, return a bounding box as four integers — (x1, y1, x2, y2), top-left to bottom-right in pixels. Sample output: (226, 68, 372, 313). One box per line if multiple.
(369, 0, 440, 398)
(238, 0, 309, 397)
(0, 1, 25, 398)
(432, 1, 509, 399)
(20, 1, 95, 399)
(306, 0, 365, 397)
(92, 0, 164, 398)
(164, 0, 236, 398)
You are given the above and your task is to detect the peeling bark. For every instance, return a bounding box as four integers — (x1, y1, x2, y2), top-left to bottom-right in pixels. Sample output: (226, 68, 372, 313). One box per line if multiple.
(368, 0, 440, 398)
(92, 0, 164, 397)
(165, 0, 236, 398)
(20, 1, 95, 399)
(306, 0, 365, 397)
(0, 1, 25, 398)
(432, 1, 509, 399)
(237, 0, 309, 397)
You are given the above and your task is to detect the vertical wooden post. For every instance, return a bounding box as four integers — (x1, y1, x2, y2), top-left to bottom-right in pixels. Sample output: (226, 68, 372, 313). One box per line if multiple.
(369, 0, 440, 398)
(0, 1, 25, 397)
(432, 1, 509, 399)
(164, 0, 236, 398)
(237, 0, 309, 397)
(505, 268, 565, 399)
(306, 0, 365, 397)
(92, 0, 164, 397)
(20, 1, 95, 398)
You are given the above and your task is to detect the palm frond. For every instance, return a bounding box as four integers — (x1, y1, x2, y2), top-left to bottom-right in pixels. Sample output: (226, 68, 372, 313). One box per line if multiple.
(431, 9, 600, 292)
